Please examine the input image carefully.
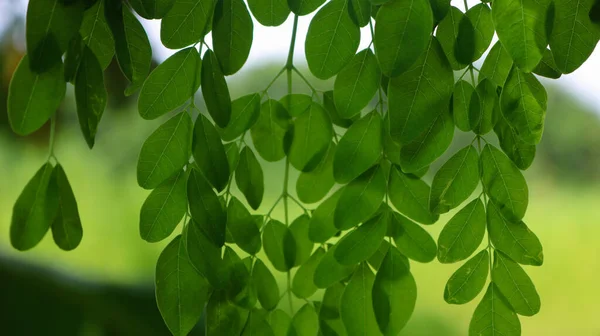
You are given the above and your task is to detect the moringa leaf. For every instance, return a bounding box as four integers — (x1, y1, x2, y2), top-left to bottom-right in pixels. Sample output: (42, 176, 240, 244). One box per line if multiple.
(192, 114, 230, 192)
(444, 249, 489, 304)
(429, 145, 479, 214)
(280, 94, 312, 117)
(242, 309, 275, 336)
(263, 219, 296, 272)
(372, 245, 417, 335)
(138, 47, 200, 120)
(267, 309, 292, 335)
(340, 263, 380, 336)
(289, 303, 319, 336)
(335, 165, 386, 230)
(207, 290, 249, 336)
(314, 244, 356, 288)
(248, 0, 290, 26)
(213, 0, 254, 75)
(388, 38, 454, 145)
(323, 90, 359, 128)
(308, 189, 343, 243)
(454, 8, 476, 64)
(333, 49, 381, 119)
(333, 111, 382, 184)
(227, 196, 261, 254)
(349, 0, 372, 27)
(50, 164, 83, 251)
(492, 250, 541, 316)
(292, 247, 326, 299)
(436, 6, 469, 70)
(494, 116, 536, 170)
(288, 0, 326, 15)
(75, 46, 107, 149)
(470, 78, 499, 135)
(437, 199, 486, 264)
(130, 0, 176, 19)
(188, 168, 227, 247)
(253, 259, 280, 310)
(156, 235, 209, 336)
(219, 93, 261, 141)
(480, 144, 529, 221)
(80, 0, 114, 69)
(374, 0, 433, 76)
(185, 219, 226, 287)
(429, 0, 451, 24)
(251, 99, 290, 162)
(492, 0, 548, 72)
(8, 55, 66, 136)
(487, 201, 543, 266)
(468, 283, 521, 336)
(202, 49, 232, 128)
(296, 142, 336, 204)
(290, 214, 314, 267)
(160, 0, 213, 49)
(388, 165, 438, 224)
(465, 3, 494, 62)
(236, 146, 264, 210)
(389, 211, 437, 263)
(334, 211, 388, 265)
(305, 0, 360, 79)
(479, 42, 513, 88)
(288, 103, 333, 172)
(225, 142, 240, 173)
(137, 112, 192, 189)
(533, 48, 562, 79)
(452, 80, 477, 131)
(139, 170, 187, 243)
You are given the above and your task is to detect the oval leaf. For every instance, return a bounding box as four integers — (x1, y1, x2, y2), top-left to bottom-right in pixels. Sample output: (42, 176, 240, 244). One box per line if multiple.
(236, 147, 264, 210)
(334, 212, 388, 265)
(314, 244, 356, 288)
(390, 211, 437, 263)
(444, 249, 489, 304)
(296, 142, 336, 204)
(253, 258, 280, 310)
(263, 219, 296, 272)
(75, 46, 107, 148)
(292, 247, 326, 299)
(193, 114, 230, 192)
(340, 263, 380, 336)
(492, 250, 541, 316)
(250, 99, 290, 162)
(227, 196, 261, 254)
(335, 165, 386, 230)
(333, 49, 381, 118)
(201, 49, 232, 128)
(213, 0, 254, 75)
(388, 166, 438, 224)
(188, 168, 227, 247)
(220, 93, 261, 141)
(437, 198, 486, 264)
(468, 283, 521, 336)
(288, 103, 333, 172)
(160, 0, 213, 49)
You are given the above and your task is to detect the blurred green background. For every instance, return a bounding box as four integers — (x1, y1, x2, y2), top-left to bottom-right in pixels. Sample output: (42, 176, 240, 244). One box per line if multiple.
(1, 5, 600, 336)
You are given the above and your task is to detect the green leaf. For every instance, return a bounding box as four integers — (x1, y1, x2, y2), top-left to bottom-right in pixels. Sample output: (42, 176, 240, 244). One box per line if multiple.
(334, 212, 388, 265)
(292, 247, 325, 299)
(323, 90, 359, 128)
(188, 168, 227, 247)
(487, 201, 543, 266)
(10, 164, 58, 251)
(333, 49, 381, 118)
(533, 48, 562, 79)
(263, 219, 296, 272)
(236, 147, 264, 210)
(372, 246, 417, 335)
(320, 282, 345, 320)
(368, 240, 396, 271)
(7, 55, 66, 136)
(251, 99, 290, 162)
(213, 0, 254, 75)
(388, 166, 438, 224)
(207, 290, 249, 336)
(452, 80, 476, 131)
(64, 34, 84, 83)
(444, 249, 489, 304)
(308, 189, 343, 243)
(192, 114, 230, 192)
(26, 0, 82, 72)
(399, 108, 454, 174)
(335, 165, 386, 230)
(136, 111, 193, 189)
(388, 38, 454, 144)
(297, 142, 336, 204)
(500, 66, 547, 144)
(333, 112, 383, 184)
(280, 94, 312, 117)
(290, 214, 314, 267)
(220, 93, 261, 141)
(138, 48, 200, 120)
(492, 251, 541, 316)
(437, 199, 486, 263)
(202, 49, 232, 128)
(253, 259, 280, 310)
(429, 145, 479, 214)
(288, 0, 326, 15)
(288, 303, 319, 336)
(223, 247, 257, 308)
(130, 0, 176, 19)
(340, 263, 379, 336)
(479, 42, 513, 88)
(248, 0, 290, 26)
(429, 0, 450, 24)
(436, 6, 469, 69)
(480, 144, 529, 221)
(314, 244, 356, 288)
(80, 0, 114, 70)
(492, 0, 548, 72)
(50, 165, 83, 251)
(106, 1, 152, 93)
(185, 219, 226, 287)
(225, 142, 240, 173)
(374, 0, 433, 76)
(549, 0, 599, 73)
(140, 170, 187, 242)
(454, 10, 476, 64)
(227, 196, 261, 254)
(350, 0, 372, 27)
(288, 103, 333, 172)
(470, 78, 499, 135)
(389, 211, 437, 263)
(267, 309, 292, 335)
(161, 0, 213, 49)
(75, 46, 107, 149)
(156, 235, 209, 336)
(494, 116, 536, 170)
(242, 309, 275, 336)
(305, 0, 360, 79)
(465, 3, 494, 62)
(469, 283, 521, 336)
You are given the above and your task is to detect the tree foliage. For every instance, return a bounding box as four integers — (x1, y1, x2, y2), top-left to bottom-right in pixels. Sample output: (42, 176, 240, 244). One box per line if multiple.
(7, 0, 600, 334)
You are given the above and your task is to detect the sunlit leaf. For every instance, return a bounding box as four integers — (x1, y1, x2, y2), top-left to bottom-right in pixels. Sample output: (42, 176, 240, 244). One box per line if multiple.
(492, 251, 541, 316)
(444, 249, 489, 304)
(389, 211, 436, 263)
(288, 103, 333, 172)
(80, 0, 114, 69)
(340, 263, 379, 336)
(290, 214, 314, 267)
(388, 165, 438, 224)
(479, 42, 513, 88)
(263, 219, 296, 272)
(437, 199, 486, 263)
(297, 142, 336, 204)
(468, 283, 521, 336)
(251, 99, 290, 162)
(193, 114, 230, 192)
(292, 247, 326, 299)
(220, 93, 261, 141)
(335, 165, 386, 230)
(333, 49, 381, 118)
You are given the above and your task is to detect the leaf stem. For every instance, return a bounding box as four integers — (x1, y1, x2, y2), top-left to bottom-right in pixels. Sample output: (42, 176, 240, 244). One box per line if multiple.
(292, 67, 318, 94)
(286, 15, 299, 69)
(261, 67, 286, 97)
(287, 194, 309, 214)
(48, 115, 57, 162)
(469, 66, 476, 85)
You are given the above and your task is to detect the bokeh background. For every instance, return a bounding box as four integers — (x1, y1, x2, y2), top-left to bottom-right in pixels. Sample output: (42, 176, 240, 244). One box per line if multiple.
(1, 0, 599, 335)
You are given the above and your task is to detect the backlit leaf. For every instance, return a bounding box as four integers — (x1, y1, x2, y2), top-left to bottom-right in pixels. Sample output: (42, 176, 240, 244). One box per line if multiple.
(289, 304, 319, 336)
(288, 103, 333, 172)
(335, 212, 388, 265)
(248, 0, 290, 26)
(267, 309, 292, 335)
(290, 214, 314, 267)
(297, 142, 336, 204)
(253, 259, 280, 310)
(188, 168, 227, 247)
(251, 99, 290, 162)
(220, 93, 261, 141)
(202, 49, 232, 128)
(280, 94, 312, 117)
(333, 49, 381, 118)
(468, 283, 521, 336)
(452, 80, 476, 131)
(242, 309, 275, 336)
(75, 46, 107, 148)
(323, 90, 358, 128)
(308, 189, 343, 243)
(444, 249, 489, 304)
(437, 199, 486, 264)
(292, 247, 325, 299)
(494, 116, 536, 170)
(340, 263, 379, 336)
(349, 0, 372, 27)
(185, 219, 226, 287)
(533, 48, 562, 79)
(470, 78, 499, 135)
(314, 244, 356, 288)
(492, 251, 541, 316)
(213, 0, 254, 75)
(263, 219, 296, 272)
(207, 290, 249, 336)
(388, 166, 438, 224)
(80, 0, 114, 69)
(436, 6, 469, 69)
(390, 211, 437, 263)
(479, 42, 513, 88)
(50, 165, 83, 251)
(160, 0, 213, 49)
(192, 114, 229, 191)
(289, 0, 326, 15)
(465, 3, 494, 62)
(335, 165, 386, 230)
(227, 196, 261, 254)
(236, 146, 264, 210)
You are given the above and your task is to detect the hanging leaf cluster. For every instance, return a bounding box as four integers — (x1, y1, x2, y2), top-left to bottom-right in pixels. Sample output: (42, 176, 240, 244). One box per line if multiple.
(6, 0, 600, 334)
